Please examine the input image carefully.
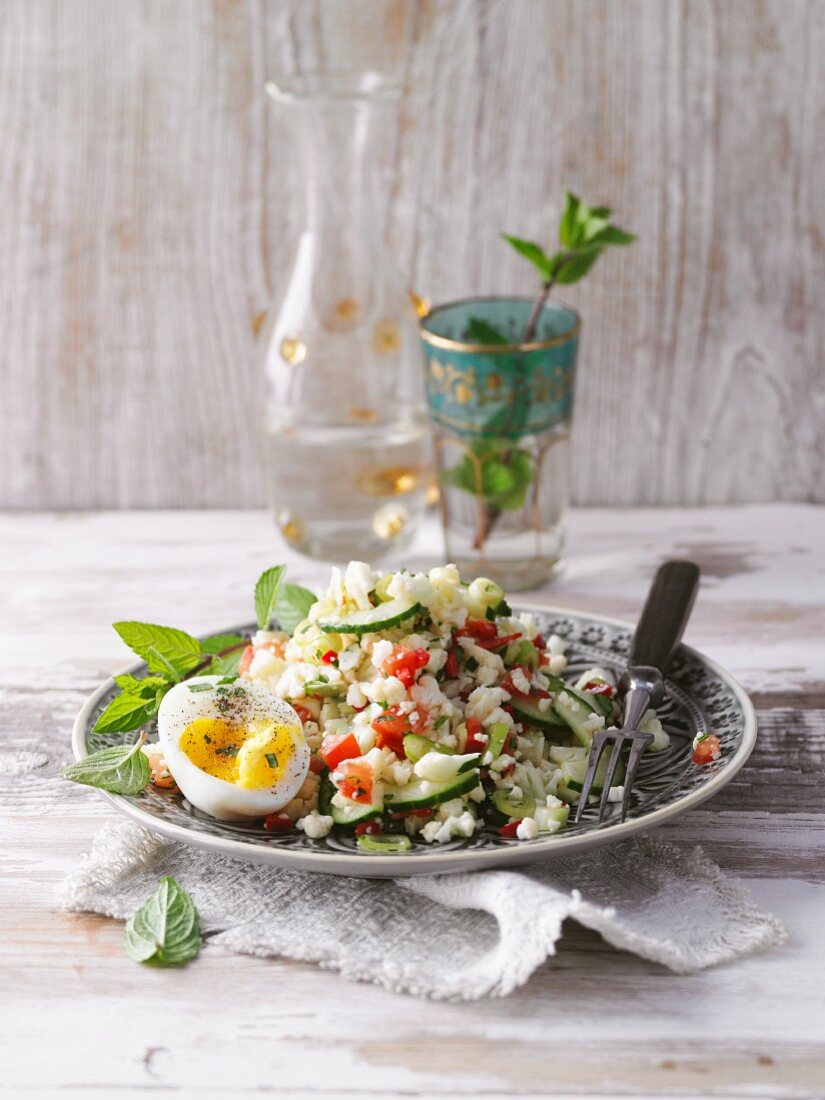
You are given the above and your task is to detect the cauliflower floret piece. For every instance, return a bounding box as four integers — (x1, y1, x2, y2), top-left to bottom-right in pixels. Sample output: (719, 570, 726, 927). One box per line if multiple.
(344, 561, 376, 610)
(371, 639, 394, 669)
(516, 817, 539, 840)
(248, 647, 282, 681)
(640, 710, 670, 751)
(545, 654, 568, 675)
(411, 675, 448, 711)
(346, 682, 368, 709)
(510, 667, 532, 695)
(337, 647, 362, 674)
(421, 811, 476, 844)
(361, 676, 407, 706)
(547, 633, 566, 656)
(465, 685, 510, 724)
(426, 647, 447, 673)
(296, 810, 334, 839)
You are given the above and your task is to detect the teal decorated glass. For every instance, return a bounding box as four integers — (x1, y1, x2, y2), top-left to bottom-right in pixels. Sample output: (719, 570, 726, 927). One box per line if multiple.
(419, 297, 580, 589)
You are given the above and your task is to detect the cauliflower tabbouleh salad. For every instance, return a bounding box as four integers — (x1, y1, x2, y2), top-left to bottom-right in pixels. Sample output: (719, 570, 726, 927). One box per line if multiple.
(67, 560, 718, 854)
(231, 561, 671, 848)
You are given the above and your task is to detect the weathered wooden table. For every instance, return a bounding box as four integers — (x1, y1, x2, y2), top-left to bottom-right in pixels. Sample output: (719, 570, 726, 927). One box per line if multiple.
(2, 506, 823, 1098)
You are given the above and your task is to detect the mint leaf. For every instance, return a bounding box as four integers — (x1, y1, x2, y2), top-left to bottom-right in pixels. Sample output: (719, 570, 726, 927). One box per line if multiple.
(93, 692, 159, 734)
(113, 622, 203, 677)
(124, 876, 201, 967)
(274, 583, 316, 634)
(466, 317, 509, 345)
(501, 234, 554, 282)
(112, 674, 168, 699)
(554, 248, 603, 284)
(145, 645, 183, 682)
(62, 734, 151, 795)
(254, 566, 286, 630)
(202, 648, 245, 677)
(201, 633, 247, 655)
(559, 191, 583, 248)
(496, 450, 533, 511)
(587, 224, 636, 246)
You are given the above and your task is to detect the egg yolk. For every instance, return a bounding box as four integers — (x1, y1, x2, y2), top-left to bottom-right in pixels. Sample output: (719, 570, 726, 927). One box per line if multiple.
(179, 716, 299, 788)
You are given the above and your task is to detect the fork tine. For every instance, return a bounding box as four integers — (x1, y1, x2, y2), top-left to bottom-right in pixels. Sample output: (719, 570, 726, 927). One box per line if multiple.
(619, 737, 648, 822)
(597, 736, 627, 819)
(573, 730, 609, 822)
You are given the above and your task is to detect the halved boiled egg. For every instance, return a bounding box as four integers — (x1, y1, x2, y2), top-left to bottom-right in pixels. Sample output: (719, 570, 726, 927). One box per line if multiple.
(157, 677, 309, 821)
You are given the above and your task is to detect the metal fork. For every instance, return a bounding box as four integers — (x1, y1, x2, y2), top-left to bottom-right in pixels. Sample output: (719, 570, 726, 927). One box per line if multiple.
(573, 560, 701, 824)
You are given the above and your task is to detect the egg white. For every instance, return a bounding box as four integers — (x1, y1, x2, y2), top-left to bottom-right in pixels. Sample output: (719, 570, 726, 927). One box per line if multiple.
(157, 676, 309, 821)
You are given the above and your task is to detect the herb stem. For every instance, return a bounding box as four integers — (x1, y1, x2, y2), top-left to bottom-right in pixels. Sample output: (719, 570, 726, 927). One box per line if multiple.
(472, 277, 557, 551)
(187, 641, 248, 680)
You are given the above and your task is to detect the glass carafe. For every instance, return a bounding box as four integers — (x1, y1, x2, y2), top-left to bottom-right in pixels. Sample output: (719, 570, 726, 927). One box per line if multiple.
(259, 72, 431, 562)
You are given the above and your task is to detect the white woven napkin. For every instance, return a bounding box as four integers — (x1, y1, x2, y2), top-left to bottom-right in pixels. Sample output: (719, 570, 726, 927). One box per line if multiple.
(60, 822, 785, 1000)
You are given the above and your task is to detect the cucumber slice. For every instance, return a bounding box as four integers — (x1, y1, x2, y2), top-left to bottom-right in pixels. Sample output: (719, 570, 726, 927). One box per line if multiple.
(356, 834, 412, 853)
(568, 685, 613, 719)
(547, 744, 587, 765)
(511, 695, 568, 731)
(483, 721, 509, 762)
(561, 751, 626, 795)
(383, 767, 479, 812)
(491, 789, 537, 819)
(318, 774, 382, 826)
(317, 598, 421, 636)
(403, 733, 453, 764)
(552, 689, 606, 747)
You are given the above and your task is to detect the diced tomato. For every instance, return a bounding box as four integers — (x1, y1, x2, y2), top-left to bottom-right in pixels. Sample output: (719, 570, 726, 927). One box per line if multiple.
(354, 819, 383, 837)
(337, 758, 375, 804)
(583, 680, 614, 697)
(263, 812, 293, 832)
(444, 647, 460, 678)
(533, 633, 546, 650)
(538, 653, 551, 667)
(498, 819, 523, 838)
(143, 748, 178, 791)
(502, 667, 549, 700)
(692, 734, 722, 766)
(238, 644, 255, 678)
(382, 645, 430, 688)
(389, 808, 432, 819)
(475, 632, 523, 651)
(292, 703, 315, 726)
(464, 716, 488, 755)
(319, 732, 362, 770)
(321, 649, 338, 665)
(309, 755, 325, 775)
(457, 618, 497, 641)
(372, 704, 429, 737)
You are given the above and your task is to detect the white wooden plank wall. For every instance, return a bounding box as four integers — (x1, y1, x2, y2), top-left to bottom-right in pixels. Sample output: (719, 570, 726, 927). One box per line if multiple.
(0, 0, 822, 509)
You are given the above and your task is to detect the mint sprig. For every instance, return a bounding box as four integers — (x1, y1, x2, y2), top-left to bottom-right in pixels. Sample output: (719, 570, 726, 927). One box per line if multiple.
(124, 876, 201, 967)
(61, 733, 151, 795)
(254, 565, 286, 630)
(77, 566, 317, 744)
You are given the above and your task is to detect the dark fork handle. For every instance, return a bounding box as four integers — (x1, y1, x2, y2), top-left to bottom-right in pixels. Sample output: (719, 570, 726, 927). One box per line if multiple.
(629, 560, 701, 671)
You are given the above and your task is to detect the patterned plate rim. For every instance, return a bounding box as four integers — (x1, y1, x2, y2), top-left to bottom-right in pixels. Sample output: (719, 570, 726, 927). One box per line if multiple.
(72, 606, 757, 877)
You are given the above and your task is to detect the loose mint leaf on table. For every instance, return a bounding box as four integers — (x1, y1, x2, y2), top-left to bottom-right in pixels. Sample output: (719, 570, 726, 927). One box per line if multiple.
(124, 876, 201, 967)
(254, 565, 286, 630)
(465, 317, 509, 345)
(274, 583, 317, 634)
(61, 734, 151, 795)
(113, 622, 203, 677)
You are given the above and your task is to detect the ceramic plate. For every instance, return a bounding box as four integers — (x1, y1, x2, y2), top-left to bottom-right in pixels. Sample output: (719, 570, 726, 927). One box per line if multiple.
(72, 607, 756, 877)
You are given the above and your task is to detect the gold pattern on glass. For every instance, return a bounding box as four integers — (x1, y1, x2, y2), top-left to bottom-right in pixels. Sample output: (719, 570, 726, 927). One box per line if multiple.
(372, 503, 409, 540)
(280, 334, 306, 365)
(408, 288, 431, 318)
(371, 320, 401, 355)
(277, 510, 307, 548)
(348, 407, 378, 423)
(328, 297, 361, 330)
(356, 465, 424, 498)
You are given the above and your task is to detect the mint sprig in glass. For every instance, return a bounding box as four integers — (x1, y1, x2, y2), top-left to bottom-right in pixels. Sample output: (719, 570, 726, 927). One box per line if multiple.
(419, 192, 635, 589)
